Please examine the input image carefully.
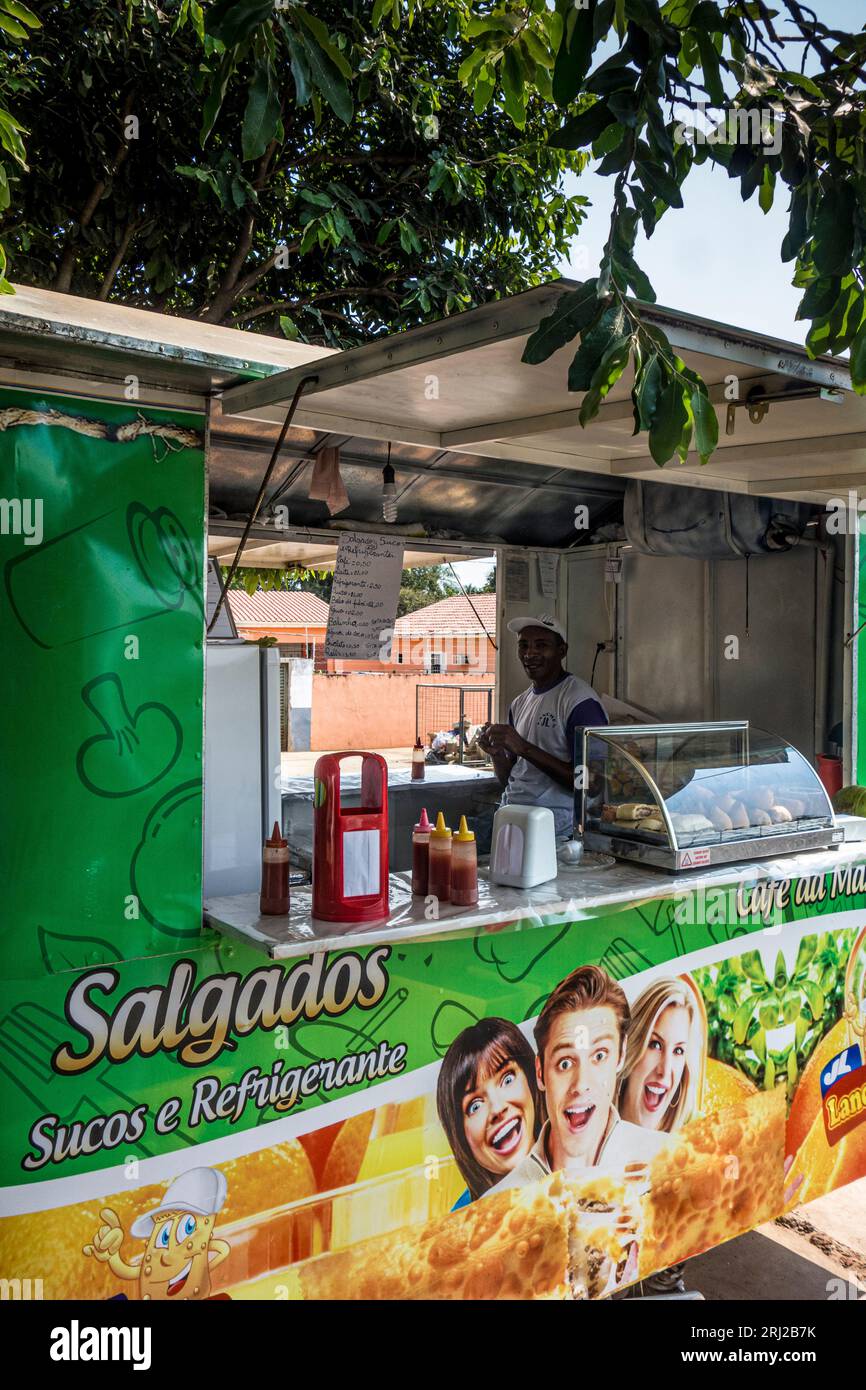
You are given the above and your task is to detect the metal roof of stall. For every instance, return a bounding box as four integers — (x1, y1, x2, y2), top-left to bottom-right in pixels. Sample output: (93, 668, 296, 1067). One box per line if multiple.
(219, 278, 863, 508)
(1, 282, 861, 558)
(0, 284, 625, 552)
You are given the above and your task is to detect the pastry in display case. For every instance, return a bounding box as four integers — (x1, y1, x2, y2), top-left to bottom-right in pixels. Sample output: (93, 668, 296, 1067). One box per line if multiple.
(580, 722, 841, 871)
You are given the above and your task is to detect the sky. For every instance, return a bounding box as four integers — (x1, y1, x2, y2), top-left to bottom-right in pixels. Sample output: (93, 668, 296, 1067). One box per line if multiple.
(557, 0, 863, 342)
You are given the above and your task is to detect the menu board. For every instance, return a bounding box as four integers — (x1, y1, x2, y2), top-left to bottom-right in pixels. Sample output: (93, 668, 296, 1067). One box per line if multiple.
(324, 532, 405, 660)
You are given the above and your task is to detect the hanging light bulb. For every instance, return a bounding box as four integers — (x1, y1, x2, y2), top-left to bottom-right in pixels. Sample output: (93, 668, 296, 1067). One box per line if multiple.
(382, 443, 397, 522)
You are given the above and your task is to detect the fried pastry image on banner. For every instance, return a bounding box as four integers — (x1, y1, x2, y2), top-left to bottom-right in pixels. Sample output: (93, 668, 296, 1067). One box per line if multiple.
(638, 1085, 786, 1277)
(294, 1167, 647, 1301)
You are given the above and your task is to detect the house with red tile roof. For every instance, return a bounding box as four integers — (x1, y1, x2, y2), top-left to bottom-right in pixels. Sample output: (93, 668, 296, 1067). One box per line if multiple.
(226, 588, 496, 750)
(227, 589, 329, 664)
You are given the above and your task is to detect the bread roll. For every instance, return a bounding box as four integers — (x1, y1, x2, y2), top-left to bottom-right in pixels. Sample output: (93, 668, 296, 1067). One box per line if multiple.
(615, 803, 656, 822)
(769, 805, 792, 823)
(707, 808, 733, 832)
(748, 809, 772, 827)
(749, 787, 776, 812)
(670, 813, 714, 833)
(729, 802, 750, 829)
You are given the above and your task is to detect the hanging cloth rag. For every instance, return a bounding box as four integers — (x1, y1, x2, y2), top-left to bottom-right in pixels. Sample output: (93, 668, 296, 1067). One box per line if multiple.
(308, 445, 349, 515)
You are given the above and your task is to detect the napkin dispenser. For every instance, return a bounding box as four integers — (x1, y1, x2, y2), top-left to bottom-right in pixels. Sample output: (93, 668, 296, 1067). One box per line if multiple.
(489, 805, 558, 888)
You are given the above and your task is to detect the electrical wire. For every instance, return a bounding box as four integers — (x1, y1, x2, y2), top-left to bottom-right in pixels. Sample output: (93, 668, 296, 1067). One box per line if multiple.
(208, 374, 318, 633)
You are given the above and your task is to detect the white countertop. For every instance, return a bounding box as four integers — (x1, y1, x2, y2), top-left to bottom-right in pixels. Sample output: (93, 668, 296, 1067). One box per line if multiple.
(204, 841, 866, 960)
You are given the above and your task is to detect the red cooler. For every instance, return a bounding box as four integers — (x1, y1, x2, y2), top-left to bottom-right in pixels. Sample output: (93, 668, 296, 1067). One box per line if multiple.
(312, 752, 390, 923)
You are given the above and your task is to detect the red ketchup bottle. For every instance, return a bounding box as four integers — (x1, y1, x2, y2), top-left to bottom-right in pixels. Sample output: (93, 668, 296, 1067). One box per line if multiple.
(411, 737, 426, 781)
(427, 812, 452, 904)
(450, 815, 478, 907)
(412, 807, 433, 895)
(260, 821, 290, 915)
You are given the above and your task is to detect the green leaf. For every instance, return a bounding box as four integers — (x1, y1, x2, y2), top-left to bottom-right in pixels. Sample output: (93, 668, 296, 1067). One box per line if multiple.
(777, 69, 824, 99)
(636, 159, 683, 208)
(521, 280, 602, 365)
(579, 335, 631, 425)
(740, 950, 767, 984)
(763, 1056, 775, 1090)
(279, 314, 299, 340)
(242, 59, 280, 162)
(635, 354, 663, 429)
(615, 250, 655, 302)
(851, 322, 866, 396)
(661, 0, 697, 21)
(0, 0, 40, 25)
(793, 933, 818, 974)
(594, 121, 626, 157)
(751, 1026, 766, 1061)
(691, 388, 718, 463)
(472, 77, 495, 115)
(200, 51, 234, 144)
(522, 28, 553, 69)
(552, 1, 594, 107)
(781, 187, 809, 264)
(795, 1014, 809, 1050)
(758, 164, 775, 214)
(205, 0, 274, 47)
(0, 10, 28, 38)
(293, 9, 353, 77)
(298, 32, 353, 124)
(812, 185, 857, 277)
(283, 29, 312, 105)
(733, 997, 755, 1046)
(550, 102, 615, 151)
(695, 29, 724, 106)
(0, 107, 27, 166)
(781, 991, 802, 1025)
(649, 380, 689, 466)
(759, 1001, 779, 1030)
(567, 303, 628, 393)
(802, 980, 825, 1020)
(501, 46, 526, 129)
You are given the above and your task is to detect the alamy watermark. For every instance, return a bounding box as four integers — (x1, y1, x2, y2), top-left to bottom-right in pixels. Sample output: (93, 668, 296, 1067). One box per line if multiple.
(0, 496, 42, 545)
(674, 101, 782, 156)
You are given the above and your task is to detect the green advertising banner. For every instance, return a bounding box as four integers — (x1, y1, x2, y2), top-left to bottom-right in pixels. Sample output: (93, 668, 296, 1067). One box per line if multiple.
(0, 387, 206, 979)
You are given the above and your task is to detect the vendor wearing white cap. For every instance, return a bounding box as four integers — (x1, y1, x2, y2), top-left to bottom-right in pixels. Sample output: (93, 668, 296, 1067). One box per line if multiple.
(478, 614, 607, 840)
(84, 1165, 230, 1300)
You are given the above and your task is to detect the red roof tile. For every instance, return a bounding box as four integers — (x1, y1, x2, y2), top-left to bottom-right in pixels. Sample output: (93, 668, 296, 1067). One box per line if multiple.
(394, 593, 497, 636)
(227, 589, 330, 627)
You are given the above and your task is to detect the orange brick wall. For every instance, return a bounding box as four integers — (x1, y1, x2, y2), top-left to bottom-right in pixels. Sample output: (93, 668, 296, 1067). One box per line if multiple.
(310, 671, 496, 750)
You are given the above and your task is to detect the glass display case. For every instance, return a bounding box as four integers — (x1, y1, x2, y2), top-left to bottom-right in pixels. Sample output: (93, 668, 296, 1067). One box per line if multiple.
(580, 722, 840, 871)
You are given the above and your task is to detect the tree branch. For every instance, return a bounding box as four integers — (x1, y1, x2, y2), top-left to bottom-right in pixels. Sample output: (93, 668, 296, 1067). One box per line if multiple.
(54, 92, 136, 294)
(97, 215, 140, 300)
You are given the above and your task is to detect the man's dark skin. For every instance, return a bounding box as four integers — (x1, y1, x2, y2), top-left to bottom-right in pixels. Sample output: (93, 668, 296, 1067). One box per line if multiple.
(478, 626, 574, 793)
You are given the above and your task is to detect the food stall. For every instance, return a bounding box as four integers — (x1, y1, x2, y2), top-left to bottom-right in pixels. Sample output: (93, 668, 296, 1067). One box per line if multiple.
(2, 282, 866, 1302)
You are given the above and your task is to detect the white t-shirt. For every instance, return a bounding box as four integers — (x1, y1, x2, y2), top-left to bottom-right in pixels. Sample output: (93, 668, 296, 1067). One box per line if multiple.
(501, 671, 607, 838)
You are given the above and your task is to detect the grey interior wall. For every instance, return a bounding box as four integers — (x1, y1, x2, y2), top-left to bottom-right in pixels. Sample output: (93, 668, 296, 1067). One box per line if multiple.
(564, 551, 616, 695)
(565, 542, 838, 763)
(712, 547, 818, 758)
(620, 553, 708, 721)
